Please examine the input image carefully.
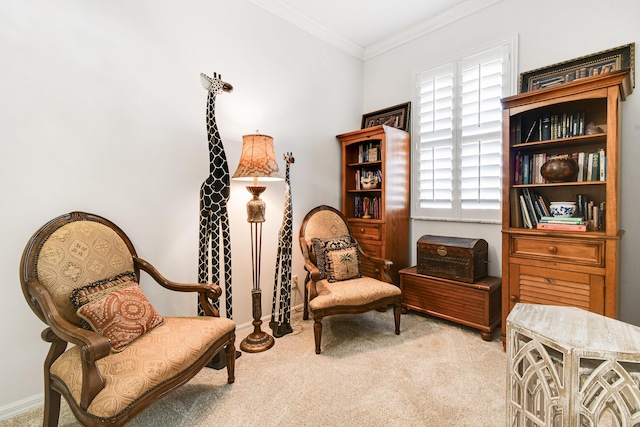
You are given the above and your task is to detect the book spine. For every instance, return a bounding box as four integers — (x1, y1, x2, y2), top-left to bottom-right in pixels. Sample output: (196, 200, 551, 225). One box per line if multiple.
(519, 195, 532, 228)
(541, 113, 551, 140)
(577, 152, 585, 182)
(525, 119, 538, 143)
(540, 217, 584, 224)
(536, 193, 551, 217)
(522, 154, 530, 184)
(522, 189, 539, 227)
(591, 152, 599, 181)
(536, 223, 587, 231)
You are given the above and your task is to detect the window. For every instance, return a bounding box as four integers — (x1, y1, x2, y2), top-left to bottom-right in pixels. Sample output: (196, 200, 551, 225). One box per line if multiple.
(412, 38, 516, 222)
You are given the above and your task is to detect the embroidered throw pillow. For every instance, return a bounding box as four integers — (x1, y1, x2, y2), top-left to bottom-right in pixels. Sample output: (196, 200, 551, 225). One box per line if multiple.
(311, 235, 353, 279)
(70, 271, 138, 309)
(325, 243, 361, 282)
(76, 283, 164, 351)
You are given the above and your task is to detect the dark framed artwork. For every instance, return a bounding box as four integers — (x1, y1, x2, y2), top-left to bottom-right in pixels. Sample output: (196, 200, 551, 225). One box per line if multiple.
(361, 102, 411, 132)
(519, 43, 635, 93)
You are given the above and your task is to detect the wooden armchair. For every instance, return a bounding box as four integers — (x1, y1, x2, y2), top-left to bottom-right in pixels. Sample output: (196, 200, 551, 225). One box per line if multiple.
(19, 212, 236, 426)
(298, 205, 401, 354)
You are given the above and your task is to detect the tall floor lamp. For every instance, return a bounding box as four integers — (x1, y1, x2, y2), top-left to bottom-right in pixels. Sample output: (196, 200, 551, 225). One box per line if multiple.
(232, 133, 283, 353)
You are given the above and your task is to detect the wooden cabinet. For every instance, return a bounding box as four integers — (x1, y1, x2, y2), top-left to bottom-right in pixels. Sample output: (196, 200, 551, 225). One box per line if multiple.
(337, 125, 410, 284)
(500, 71, 632, 343)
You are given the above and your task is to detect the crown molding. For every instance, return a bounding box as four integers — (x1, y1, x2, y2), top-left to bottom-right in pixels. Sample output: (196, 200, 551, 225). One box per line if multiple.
(251, 0, 502, 61)
(249, 0, 365, 60)
(364, 0, 503, 60)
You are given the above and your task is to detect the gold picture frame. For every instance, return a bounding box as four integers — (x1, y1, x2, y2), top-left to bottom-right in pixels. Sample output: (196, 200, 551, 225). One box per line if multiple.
(519, 43, 635, 93)
(361, 102, 411, 132)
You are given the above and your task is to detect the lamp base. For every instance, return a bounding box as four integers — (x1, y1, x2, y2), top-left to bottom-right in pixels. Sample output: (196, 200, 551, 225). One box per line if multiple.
(240, 326, 275, 353)
(239, 289, 274, 353)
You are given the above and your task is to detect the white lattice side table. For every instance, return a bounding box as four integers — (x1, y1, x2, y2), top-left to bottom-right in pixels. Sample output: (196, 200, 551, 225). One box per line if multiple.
(506, 303, 640, 427)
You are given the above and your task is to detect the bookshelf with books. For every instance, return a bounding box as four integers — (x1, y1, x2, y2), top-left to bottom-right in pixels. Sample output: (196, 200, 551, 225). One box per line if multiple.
(500, 70, 632, 345)
(337, 125, 410, 284)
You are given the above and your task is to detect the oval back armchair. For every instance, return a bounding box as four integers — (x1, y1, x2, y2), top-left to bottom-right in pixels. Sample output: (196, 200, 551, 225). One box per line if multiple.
(298, 205, 401, 354)
(19, 211, 236, 426)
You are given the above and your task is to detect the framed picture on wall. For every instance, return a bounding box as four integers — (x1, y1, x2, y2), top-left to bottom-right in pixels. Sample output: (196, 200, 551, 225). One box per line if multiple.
(519, 43, 635, 93)
(361, 102, 411, 132)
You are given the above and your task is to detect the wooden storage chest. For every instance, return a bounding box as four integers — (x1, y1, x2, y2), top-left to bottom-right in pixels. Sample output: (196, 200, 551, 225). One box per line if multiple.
(399, 266, 501, 340)
(416, 235, 488, 283)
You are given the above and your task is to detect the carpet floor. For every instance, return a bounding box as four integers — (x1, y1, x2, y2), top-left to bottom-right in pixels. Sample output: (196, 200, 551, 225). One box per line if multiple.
(2, 308, 507, 426)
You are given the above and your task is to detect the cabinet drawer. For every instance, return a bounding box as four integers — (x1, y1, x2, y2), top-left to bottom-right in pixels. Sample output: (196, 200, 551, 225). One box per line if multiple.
(510, 235, 604, 266)
(350, 223, 382, 242)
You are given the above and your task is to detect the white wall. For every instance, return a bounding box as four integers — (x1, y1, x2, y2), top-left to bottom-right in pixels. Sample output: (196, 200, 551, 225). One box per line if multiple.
(4, 0, 640, 417)
(363, 0, 640, 325)
(0, 0, 362, 411)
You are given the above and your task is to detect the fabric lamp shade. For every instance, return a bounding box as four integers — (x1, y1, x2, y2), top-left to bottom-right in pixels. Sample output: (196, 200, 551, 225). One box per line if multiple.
(232, 133, 283, 183)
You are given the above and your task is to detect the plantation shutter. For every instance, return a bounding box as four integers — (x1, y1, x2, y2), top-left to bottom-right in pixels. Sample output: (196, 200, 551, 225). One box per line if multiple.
(414, 43, 510, 222)
(417, 64, 455, 214)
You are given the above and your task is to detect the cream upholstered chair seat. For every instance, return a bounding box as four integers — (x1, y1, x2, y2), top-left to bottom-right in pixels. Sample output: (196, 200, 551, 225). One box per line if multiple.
(20, 212, 236, 426)
(299, 205, 401, 354)
(50, 316, 234, 420)
(309, 277, 401, 311)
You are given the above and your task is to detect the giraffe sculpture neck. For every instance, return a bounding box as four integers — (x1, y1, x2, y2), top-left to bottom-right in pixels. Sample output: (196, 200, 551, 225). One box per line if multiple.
(206, 93, 229, 182)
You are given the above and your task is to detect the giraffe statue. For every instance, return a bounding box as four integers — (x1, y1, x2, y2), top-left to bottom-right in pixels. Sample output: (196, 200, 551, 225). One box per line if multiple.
(269, 152, 295, 337)
(198, 72, 234, 319)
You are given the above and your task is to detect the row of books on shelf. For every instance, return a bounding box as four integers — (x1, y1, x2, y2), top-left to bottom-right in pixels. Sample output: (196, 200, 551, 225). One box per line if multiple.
(520, 111, 586, 143)
(517, 188, 604, 231)
(357, 142, 381, 163)
(354, 169, 382, 190)
(353, 195, 381, 219)
(515, 150, 606, 184)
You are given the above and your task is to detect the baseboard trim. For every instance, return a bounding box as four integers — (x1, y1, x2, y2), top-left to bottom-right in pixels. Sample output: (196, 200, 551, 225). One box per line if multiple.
(0, 393, 44, 421)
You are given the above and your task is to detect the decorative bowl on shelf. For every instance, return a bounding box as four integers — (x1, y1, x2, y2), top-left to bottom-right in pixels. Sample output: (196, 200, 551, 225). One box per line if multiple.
(549, 202, 576, 218)
(540, 156, 579, 182)
(360, 176, 380, 190)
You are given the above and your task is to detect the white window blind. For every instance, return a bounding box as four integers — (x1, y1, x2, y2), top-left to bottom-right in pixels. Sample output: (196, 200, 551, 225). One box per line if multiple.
(413, 40, 515, 222)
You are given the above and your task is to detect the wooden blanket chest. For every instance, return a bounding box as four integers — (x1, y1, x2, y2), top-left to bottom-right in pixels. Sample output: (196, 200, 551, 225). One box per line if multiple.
(399, 266, 501, 340)
(416, 235, 488, 283)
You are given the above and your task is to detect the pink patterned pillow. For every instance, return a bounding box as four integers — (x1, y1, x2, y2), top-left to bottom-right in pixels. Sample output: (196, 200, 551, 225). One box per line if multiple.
(76, 283, 164, 351)
(70, 272, 137, 309)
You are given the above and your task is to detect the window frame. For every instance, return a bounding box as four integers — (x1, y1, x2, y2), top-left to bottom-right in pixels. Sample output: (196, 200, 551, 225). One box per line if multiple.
(411, 36, 518, 223)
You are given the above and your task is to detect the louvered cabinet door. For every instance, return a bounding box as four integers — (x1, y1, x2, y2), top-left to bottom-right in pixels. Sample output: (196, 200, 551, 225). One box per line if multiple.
(506, 263, 605, 314)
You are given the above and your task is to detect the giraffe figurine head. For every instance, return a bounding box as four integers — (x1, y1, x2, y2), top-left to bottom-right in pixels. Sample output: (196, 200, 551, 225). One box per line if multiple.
(283, 152, 295, 166)
(200, 72, 233, 95)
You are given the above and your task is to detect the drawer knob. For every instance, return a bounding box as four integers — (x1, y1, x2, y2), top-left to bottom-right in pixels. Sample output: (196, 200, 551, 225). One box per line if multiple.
(360, 228, 365, 233)
(510, 296, 519, 303)
(547, 246, 558, 253)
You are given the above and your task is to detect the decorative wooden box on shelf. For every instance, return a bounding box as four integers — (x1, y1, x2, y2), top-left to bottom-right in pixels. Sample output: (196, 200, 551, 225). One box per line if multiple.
(399, 266, 501, 341)
(500, 70, 632, 345)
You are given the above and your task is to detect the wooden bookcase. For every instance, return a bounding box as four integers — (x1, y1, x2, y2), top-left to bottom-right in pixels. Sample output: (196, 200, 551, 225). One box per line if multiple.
(500, 70, 632, 344)
(336, 125, 410, 284)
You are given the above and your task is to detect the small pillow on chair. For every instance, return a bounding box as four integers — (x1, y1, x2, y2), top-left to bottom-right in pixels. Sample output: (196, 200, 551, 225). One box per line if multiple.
(311, 235, 353, 279)
(77, 283, 164, 352)
(70, 271, 138, 309)
(325, 243, 361, 282)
